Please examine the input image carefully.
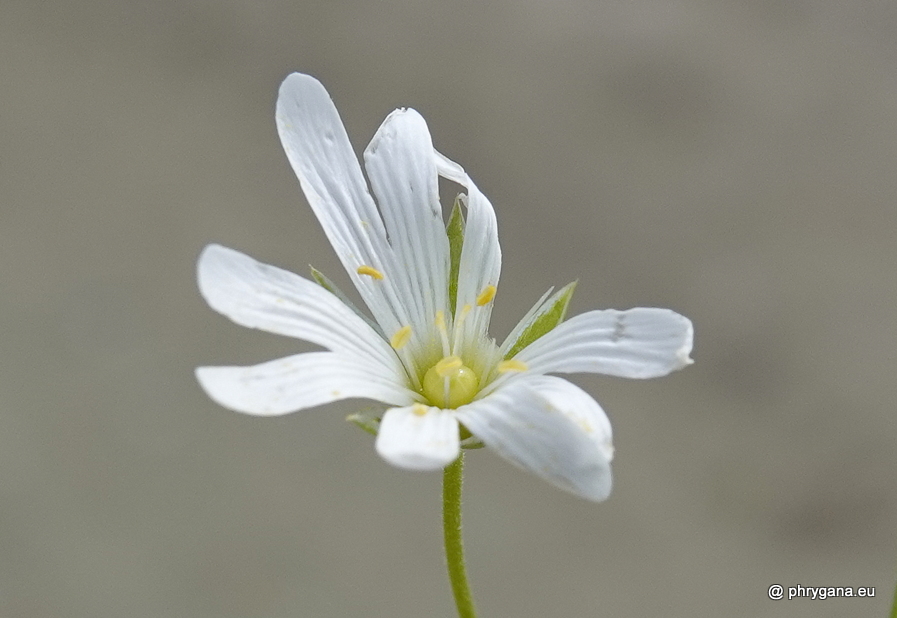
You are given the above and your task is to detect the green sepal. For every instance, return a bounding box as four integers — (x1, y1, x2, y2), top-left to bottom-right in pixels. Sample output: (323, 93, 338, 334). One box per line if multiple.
(459, 422, 484, 449)
(504, 280, 578, 359)
(446, 197, 465, 317)
(310, 265, 384, 337)
(346, 407, 385, 437)
(460, 436, 485, 450)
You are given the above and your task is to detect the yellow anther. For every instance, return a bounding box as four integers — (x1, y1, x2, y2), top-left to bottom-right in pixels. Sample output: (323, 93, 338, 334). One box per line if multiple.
(497, 359, 528, 373)
(476, 284, 497, 306)
(356, 265, 384, 280)
(412, 404, 428, 417)
(450, 304, 473, 351)
(434, 355, 464, 377)
(435, 310, 447, 331)
(390, 325, 412, 350)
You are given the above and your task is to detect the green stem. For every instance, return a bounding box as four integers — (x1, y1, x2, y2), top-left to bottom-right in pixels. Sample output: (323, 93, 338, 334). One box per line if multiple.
(890, 570, 897, 618)
(443, 453, 477, 618)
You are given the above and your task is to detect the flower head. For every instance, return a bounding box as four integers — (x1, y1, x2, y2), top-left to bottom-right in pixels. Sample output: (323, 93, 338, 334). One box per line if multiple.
(196, 73, 693, 501)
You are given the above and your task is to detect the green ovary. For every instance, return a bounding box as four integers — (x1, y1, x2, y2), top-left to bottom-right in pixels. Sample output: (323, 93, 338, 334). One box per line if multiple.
(422, 355, 480, 408)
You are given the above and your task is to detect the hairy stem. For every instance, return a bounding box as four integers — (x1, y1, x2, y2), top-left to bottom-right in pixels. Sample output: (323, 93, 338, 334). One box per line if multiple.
(443, 453, 477, 618)
(890, 571, 897, 618)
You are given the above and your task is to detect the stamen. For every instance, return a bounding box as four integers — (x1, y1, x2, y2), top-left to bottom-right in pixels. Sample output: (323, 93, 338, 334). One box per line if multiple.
(412, 404, 428, 417)
(390, 325, 412, 349)
(450, 304, 472, 355)
(476, 284, 497, 306)
(356, 265, 384, 280)
(497, 359, 528, 373)
(435, 311, 451, 357)
(434, 355, 463, 377)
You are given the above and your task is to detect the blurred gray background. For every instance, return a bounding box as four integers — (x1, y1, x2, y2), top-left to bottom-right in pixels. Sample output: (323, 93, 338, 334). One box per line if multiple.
(3, 1, 896, 616)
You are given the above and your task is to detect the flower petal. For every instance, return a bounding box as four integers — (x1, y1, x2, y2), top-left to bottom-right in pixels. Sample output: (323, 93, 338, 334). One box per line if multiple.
(456, 376, 613, 501)
(196, 351, 418, 416)
(514, 308, 694, 379)
(275, 73, 410, 336)
(364, 109, 450, 353)
(197, 244, 403, 375)
(376, 405, 460, 471)
(434, 151, 501, 359)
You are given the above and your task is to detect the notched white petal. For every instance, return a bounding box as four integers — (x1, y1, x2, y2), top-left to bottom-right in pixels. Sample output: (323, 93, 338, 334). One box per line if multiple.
(196, 352, 417, 416)
(376, 405, 460, 471)
(515, 307, 694, 379)
(433, 151, 501, 355)
(364, 108, 450, 333)
(276, 73, 406, 336)
(456, 376, 613, 501)
(197, 244, 399, 372)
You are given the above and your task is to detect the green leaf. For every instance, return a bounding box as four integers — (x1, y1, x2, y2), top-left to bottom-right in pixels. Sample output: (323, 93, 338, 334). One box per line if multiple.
(504, 280, 578, 359)
(446, 197, 465, 317)
(310, 265, 384, 337)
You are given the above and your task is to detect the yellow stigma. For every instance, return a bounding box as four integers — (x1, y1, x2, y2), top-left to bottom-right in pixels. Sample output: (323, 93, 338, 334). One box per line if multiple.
(422, 355, 480, 408)
(497, 359, 528, 373)
(356, 265, 384, 280)
(390, 325, 412, 350)
(476, 284, 497, 306)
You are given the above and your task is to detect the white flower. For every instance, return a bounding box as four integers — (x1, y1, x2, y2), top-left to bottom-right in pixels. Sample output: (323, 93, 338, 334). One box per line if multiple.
(196, 73, 694, 501)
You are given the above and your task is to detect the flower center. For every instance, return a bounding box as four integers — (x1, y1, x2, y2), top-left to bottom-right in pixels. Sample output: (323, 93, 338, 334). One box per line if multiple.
(422, 355, 480, 409)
